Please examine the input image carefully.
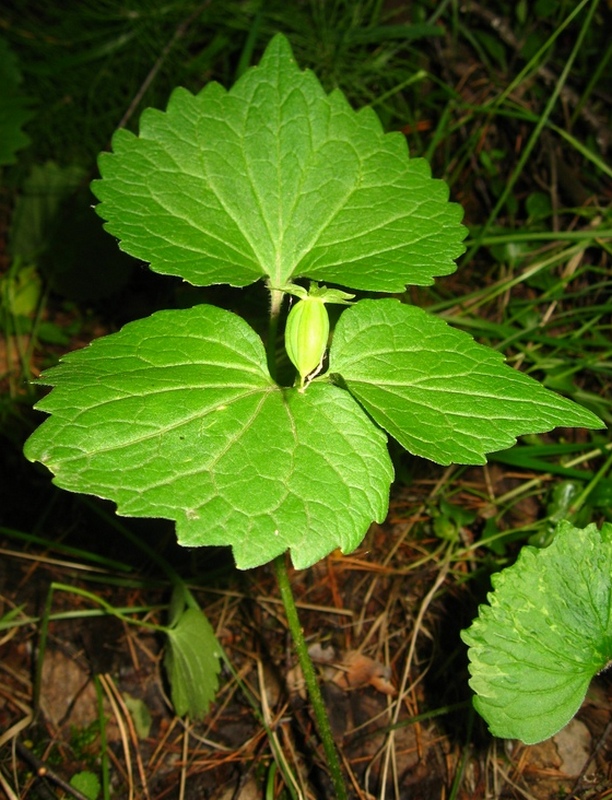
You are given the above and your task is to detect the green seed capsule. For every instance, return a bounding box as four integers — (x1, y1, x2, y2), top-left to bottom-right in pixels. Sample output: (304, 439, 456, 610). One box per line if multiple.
(285, 296, 330, 389)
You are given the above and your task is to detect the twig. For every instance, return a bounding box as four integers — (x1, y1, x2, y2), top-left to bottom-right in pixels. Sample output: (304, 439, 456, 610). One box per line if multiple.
(15, 740, 93, 800)
(116, 2, 210, 133)
(571, 717, 612, 795)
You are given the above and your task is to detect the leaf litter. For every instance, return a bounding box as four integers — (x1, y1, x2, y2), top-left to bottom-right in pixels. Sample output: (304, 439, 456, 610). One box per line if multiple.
(1, 461, 611, 799)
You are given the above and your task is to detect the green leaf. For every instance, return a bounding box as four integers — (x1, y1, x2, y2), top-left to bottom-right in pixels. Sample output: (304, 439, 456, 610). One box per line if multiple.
(329, 299, 603, 465)
(9, 161, 87, 262)
(122, 693, 152, 739)
(0, 38, 36, 166)
(70, 771, 101, 800)
(461, 521, 612, 744)
(0, 94, 35, 166)
(93, 34, 465, 293)
(163, 608, 222, 719)
(24, 304, 393, 570)
(0, 262, 42, 318)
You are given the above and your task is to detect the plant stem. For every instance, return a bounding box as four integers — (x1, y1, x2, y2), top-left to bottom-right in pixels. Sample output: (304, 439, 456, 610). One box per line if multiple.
(267, 286, 284, 381)
(274, 555, 348, 800)
(268, 288, 345, 796)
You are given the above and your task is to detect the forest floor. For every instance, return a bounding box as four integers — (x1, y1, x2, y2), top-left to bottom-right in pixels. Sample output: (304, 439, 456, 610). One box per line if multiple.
(1, 449, 611, 799)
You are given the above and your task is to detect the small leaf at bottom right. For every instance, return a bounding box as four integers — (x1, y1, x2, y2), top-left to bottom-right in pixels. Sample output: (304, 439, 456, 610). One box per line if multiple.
(461, 521, 612, 745)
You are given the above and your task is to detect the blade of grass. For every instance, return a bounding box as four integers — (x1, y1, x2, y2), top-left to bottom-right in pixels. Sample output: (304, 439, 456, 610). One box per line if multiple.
(0, 526, 133, 572)
(462, 0, 600, 265)
(94, 675, 111, 800)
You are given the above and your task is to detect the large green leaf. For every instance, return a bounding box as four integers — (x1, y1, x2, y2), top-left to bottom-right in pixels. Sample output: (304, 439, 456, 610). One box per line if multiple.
(329, 299, 603, 465)
(24, 304, 393, 570)
(92, 34, 465, 292)
(462, 522, 612, 744)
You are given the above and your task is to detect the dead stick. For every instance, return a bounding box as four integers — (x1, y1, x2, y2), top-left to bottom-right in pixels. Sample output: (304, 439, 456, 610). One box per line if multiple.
(116, 1, 210, 132)
(15, 740, 93, 800)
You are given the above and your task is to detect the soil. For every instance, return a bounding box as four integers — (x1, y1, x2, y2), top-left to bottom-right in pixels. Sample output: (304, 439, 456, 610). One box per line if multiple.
(1, 451, 611, 800)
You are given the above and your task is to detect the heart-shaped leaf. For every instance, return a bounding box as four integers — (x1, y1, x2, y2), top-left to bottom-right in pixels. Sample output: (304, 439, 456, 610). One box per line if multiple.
(329, 299, 603, 465)
(24, 304, 393, 570)
(93, 34, 465, 292)
(461, 521, 612, 744)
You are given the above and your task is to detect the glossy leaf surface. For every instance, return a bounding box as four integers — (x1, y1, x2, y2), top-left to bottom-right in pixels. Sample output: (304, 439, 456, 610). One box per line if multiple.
(329, 299, 603, 465)
(462, 521, 612, 744)
(24, 304, 393, 569)
(93, 34, 465, 292)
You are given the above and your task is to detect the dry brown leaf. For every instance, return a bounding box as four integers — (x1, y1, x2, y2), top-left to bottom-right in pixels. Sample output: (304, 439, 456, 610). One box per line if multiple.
(332, 650, 396, 695)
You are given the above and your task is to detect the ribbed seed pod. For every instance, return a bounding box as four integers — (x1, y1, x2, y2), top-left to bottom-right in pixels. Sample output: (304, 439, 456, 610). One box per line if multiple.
(285, 296, 330, 389)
